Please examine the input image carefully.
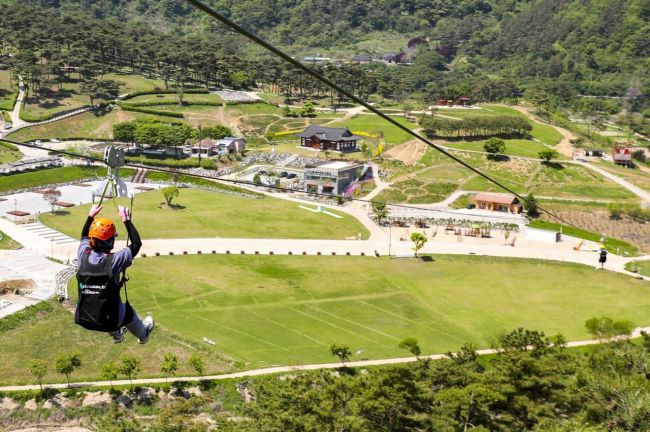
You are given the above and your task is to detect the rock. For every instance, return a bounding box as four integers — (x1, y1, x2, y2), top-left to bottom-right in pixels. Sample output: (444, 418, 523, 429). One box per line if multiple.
(115, 394, 133, 408)
(0, 397, 20, 412)
(23, 399, 37, 410)
(236, 382, 255, 403)
(186, 387, 202, 397)
(82, 392, 112, 407)
(43, 393, 74, 410)
(135, 387, 156, 405)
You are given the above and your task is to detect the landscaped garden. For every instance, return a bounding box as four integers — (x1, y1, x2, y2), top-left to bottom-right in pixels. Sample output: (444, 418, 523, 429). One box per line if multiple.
(40, 188, 369, 240)
(0, 166, 114, 194)
(1, 253, 648, 385)
(328, 114, 419, 146)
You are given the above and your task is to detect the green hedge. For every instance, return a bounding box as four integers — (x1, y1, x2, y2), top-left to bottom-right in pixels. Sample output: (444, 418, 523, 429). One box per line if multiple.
(528, 220, 638, 256)
(128, 100, 223, 108)
(121, 88, 208, 101)
(117, 103, 184, 118)
(125, 155, 199, 168)
(0, 88, 18, 111)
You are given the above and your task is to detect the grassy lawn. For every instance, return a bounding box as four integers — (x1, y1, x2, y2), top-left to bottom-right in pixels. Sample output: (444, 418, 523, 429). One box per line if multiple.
(415, 164, 473, 182)
(126, 93, 223, 105)
(529, 164, 636, 200)
(450, 193, 473, 209)
(626, 260, 650, 277)
(21, 79, 89, 121)
(8, 109, 176, 141)
(40, 188, 369, 240)
(0, 230, 21, 249)
(442, 138, 552, 158)
(103, 72, 169, 94)
(0, 166, 111, 193)
(328, 115, 419, 146)
(594, 160, 650, 193)
(375, 179, 457, 204)
(0, 142, 22, 164)
(0, 69, 18, 111)
(528, 220, 638, 256)
(0, 302, 230, 385)
(0, 253, 641, 384)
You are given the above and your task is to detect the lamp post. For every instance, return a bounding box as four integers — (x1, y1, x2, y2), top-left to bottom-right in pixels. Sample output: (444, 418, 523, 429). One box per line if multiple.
(198, 124, 202, 165)
(14, 198, 17, 221)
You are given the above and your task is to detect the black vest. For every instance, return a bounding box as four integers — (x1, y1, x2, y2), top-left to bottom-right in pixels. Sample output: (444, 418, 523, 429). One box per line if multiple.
(75, 248, 121, 332)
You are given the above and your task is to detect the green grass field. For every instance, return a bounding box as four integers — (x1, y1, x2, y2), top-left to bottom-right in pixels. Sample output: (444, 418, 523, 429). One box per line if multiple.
(8, 109, 175, 141)
(626, 260, 650, 277)
(0, 166, 111, 193)
(328, 115, 419, 145)
(529, 164, 636, 200)
(528, 220, 638, 256)
(2, 254, 648, 384)
(0, 230, 21, 249)
(374, 179, 457, 204)
(21, 79, 89, 120)
(0, 142, 21, 164)
(104, 72, 169, 94)
(40, 188, 369, 240)
(441, 138, 553, 158)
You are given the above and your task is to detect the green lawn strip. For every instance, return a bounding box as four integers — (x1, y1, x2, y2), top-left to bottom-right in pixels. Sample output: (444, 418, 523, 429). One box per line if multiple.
(0, 230, 22, 249)
(125, 92, 223, 105)
(414, 164, 473, 182)
(40, 188, 369, 240)
(0, 166, 116, 194)
(528, 220, 638, 256)
(1, 253, 646, 385)
(0, 142, 22, 164)
(625, 260, 650, 277)
(327, 115, 419, 145)
(7, 110, 178, 141)
(450, 193, 473, 209)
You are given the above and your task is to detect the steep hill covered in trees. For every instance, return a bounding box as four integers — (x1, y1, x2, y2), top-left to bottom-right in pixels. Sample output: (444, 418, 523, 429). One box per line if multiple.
(16, 0, 650, 99)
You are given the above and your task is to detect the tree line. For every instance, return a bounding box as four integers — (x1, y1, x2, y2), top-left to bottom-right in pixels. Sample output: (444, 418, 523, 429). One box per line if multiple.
(422, 115, 533, 139)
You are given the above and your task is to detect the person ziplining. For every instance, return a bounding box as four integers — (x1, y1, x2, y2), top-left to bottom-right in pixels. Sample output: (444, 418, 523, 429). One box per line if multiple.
(73, 146, 154, 344)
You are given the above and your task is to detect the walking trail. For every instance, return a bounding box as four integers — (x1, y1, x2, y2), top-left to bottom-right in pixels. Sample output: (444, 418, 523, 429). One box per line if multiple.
(2, 326, 648, 392)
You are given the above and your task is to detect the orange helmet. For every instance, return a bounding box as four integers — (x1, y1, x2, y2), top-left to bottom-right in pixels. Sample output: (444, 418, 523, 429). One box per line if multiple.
(89, 218, 117, 241)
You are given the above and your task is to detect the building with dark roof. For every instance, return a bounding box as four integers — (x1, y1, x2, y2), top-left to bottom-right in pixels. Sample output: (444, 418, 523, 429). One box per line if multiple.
(297, 125, 362, 153)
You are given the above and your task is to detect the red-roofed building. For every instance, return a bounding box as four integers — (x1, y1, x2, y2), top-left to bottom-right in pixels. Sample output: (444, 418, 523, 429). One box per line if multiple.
(473, 192, 522, 213)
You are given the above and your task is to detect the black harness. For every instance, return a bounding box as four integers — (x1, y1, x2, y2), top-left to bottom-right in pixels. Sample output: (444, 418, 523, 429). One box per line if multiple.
(75, 248, 133, 332)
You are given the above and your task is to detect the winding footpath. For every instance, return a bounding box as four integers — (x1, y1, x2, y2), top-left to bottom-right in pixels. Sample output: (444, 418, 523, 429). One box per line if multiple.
(2, 326, 649, 392)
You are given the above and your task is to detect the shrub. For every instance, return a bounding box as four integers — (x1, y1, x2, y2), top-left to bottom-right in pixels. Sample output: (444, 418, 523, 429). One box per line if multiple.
(125, 156, 199, 168)
(116, 102, 184, 118)
(0, 89, 18, 111)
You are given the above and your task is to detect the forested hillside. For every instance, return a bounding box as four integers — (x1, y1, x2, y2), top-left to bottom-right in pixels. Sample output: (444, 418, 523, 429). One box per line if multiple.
(16, 0, 649, 99)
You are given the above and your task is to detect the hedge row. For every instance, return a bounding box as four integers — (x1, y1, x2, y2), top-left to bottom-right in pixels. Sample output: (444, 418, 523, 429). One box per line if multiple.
(127, 100, 223, 108)
(121, 88, 209, 100)
(125, 155, 200, 168)
(117, 102, 184, 118)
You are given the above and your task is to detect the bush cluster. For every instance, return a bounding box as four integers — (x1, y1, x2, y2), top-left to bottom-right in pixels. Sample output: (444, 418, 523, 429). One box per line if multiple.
(116, 102, 184, 118)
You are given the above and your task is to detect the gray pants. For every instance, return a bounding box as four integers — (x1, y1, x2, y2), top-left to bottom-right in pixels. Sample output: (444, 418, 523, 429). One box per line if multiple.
(108, 302, 147, 341)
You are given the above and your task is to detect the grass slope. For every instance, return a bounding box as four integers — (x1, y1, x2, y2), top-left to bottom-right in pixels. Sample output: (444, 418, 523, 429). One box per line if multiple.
(328, 115, 419, 145)
(0, 142, 22, 164)
(40, 188, 369, 240)
(8, 109, 177, 142)
(0, 230, 21, 249)
(2, 254, 648, 384)
(0, 166, 111, 194)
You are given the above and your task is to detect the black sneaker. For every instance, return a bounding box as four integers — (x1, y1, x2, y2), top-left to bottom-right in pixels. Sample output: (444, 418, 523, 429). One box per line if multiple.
(113, 326, 127, 344)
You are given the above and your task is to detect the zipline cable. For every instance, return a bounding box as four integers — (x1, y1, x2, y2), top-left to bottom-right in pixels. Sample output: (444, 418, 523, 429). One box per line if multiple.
(0, 137, 577, 225)
(181, 0, 576, 227)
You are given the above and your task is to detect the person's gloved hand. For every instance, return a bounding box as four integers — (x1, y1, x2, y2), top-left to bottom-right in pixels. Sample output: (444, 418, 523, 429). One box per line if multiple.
(118, 205, 130, 222)
(88, 205, 102, 218)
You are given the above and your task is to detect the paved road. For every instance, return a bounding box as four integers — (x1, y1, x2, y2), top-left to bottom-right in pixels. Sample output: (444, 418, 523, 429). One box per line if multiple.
(2, 326, 648, 392)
